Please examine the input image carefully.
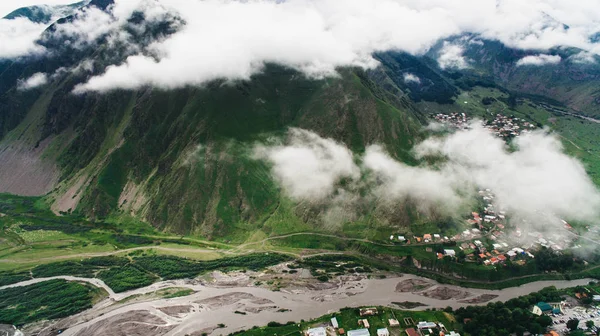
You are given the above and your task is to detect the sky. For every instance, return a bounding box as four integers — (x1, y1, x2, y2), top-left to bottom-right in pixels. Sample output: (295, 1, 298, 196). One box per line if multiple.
(1, 0, 600, 92)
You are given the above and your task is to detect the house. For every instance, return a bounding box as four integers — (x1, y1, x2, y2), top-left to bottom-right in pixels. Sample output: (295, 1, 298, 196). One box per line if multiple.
(490, 257, 498, 264)
(444, 249, 456, 257)
(405, 328, 419, 336)
(359, 308, 378, 316)
(359, 319, 370, 328)
(417, 321, 437, 329)
(331, 317, 339, 329)
(506, 251, 517, 259)
(447, 332, 461, 336)
(377, 328, 389, 336)
(388, 319, 400, 327)
(478, 253, 486, 259)
(423, 234, 432, 242)
(307, 327, 327, 336)
(433, 234, 441, 240)
(348, 329, 370, 336)
(398, 236, 406, 242)
(338, 329, 345, 335)
(532, 302, 553, 315)
(593, 295, 600, 301)
(497, 255, 507, 262)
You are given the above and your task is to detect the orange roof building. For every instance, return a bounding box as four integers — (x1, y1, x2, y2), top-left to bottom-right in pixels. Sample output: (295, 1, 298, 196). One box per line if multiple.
(405, 328, 419, 336)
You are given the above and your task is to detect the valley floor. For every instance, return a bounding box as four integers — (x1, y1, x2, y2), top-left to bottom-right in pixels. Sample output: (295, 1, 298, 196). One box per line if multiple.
(11, 270, 593, 336)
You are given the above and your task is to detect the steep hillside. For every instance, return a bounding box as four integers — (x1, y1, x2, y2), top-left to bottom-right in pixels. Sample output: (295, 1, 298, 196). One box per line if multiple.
(0, 56, 425, 237)
(2, 1, 600, 239)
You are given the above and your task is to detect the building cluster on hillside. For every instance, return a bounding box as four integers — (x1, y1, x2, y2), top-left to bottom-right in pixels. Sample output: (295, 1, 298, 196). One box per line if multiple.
(427, 185, 581, 267)
(305, 309, 460, 336)
(432, 112, 469, 129)
(483, 114, 536, 138)
(431, 112, 536, 139)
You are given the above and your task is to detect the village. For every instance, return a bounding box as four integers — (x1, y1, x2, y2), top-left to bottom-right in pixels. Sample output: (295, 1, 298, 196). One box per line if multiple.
(387, 186, 577, 271)
(420, 112, 579, 269)
(432, 112, 536, 138)
(304, 307, 461, 336)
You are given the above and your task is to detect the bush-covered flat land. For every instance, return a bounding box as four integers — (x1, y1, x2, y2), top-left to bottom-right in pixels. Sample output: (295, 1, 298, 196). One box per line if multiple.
(0, 253, 292, 292)
(0, 279, 106, 326)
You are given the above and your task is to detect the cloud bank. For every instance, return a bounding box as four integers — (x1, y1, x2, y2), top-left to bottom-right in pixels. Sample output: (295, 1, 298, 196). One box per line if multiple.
(403, 73, 421, 84)
(437, 41, 470, 69)
(254, 128, 360, 201)
(2, 0, 600, 89)
(17, 72, 48, 90)
(0, 17, 48, 59)
(257, 125, 600, 230)
(14, 0, 593, 92)
(516, 54, 562, 66)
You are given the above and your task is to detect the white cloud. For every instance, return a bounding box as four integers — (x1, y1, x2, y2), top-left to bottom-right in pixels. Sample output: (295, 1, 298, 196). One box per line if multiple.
(0, 17, 47, 59)
(70, 0, 600, 92)
(3, 0, 600, 90)
(569, 51, 597, 64)
(437, 41, 469, 69)
(403, 73, 421, 84)
(516, 54, 562, 66)
(17, 72, 48, 90)
(415, 123, 600, 224)
(363, 145, 466, 209)
(257, 125, 600, 230)
(254, 128, 360, 201)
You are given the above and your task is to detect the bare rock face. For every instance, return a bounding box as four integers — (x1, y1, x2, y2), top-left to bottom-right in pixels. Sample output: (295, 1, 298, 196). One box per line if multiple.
(0, 141, 59, 196)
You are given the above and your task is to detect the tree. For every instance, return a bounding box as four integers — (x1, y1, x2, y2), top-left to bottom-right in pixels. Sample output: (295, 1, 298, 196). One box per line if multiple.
(537, 315, 553, 327)
(529, 322, 543, 334)
(567, 318, 580, 331)
(586, 320, 595, 329)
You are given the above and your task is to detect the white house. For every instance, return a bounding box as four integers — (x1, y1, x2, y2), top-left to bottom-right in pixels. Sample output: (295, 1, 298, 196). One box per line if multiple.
(307, 327, 327, 336)
(444, 249, 456, 257)
(377, 328, 390, 336)
(348, 329, 371, 336)
(417, 321, 437, 329)
(331, 317, 339, 328)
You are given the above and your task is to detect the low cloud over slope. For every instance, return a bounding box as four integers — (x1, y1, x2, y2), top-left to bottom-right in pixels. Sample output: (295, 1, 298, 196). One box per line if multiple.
(257, 124, 600, 231)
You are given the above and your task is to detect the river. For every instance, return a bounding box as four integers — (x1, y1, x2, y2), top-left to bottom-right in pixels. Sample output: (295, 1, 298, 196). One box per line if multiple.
(3, 273, 594, 336)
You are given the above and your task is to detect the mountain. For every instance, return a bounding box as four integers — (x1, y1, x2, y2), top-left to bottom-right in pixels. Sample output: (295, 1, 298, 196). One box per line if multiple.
(0, 2, 599, 239)
(3, 1, 88, 23)
(426, 36, 600, 117)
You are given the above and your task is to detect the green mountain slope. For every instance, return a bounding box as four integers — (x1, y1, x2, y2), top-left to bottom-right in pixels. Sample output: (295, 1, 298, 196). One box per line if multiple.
(0, 61, 424, 237)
